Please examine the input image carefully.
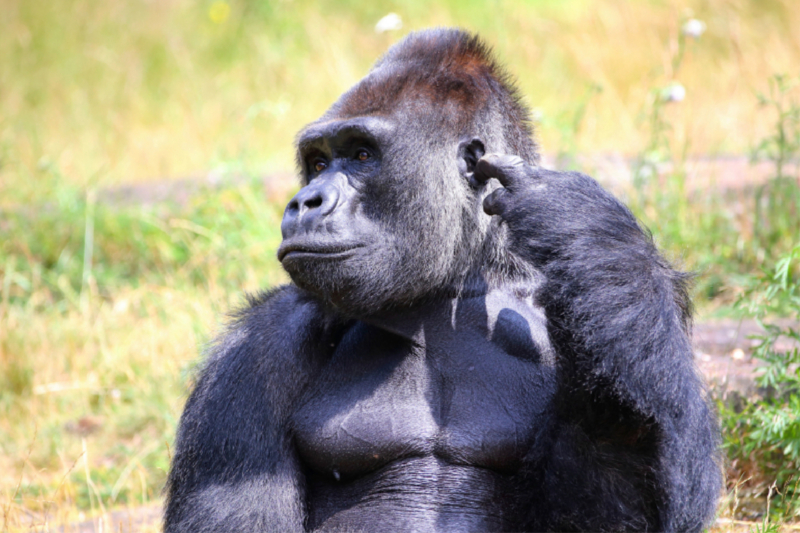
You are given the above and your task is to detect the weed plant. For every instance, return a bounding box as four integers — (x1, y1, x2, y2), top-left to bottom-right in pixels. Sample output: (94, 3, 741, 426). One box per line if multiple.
(751, 75, 800, 258)
(714, 74, 800, 529)
(627, 46, 800, 309)
(720, 245, 800, 523)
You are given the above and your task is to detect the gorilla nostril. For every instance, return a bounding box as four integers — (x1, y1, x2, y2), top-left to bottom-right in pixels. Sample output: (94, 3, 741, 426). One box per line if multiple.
(304, 196, 323, 210)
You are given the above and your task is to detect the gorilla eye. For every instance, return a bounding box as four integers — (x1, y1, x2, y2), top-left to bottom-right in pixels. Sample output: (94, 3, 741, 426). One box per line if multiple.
(356, 149, 371, 162)
(312, 159, 328, 173)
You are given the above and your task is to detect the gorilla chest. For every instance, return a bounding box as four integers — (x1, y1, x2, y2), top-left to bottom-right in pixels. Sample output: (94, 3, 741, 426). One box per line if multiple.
(292, 293, 557, 479)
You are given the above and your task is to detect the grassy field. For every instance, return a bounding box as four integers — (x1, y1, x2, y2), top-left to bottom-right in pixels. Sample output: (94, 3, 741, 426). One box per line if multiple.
(1, 0, 800, 530)
(3, 0, 800, 202)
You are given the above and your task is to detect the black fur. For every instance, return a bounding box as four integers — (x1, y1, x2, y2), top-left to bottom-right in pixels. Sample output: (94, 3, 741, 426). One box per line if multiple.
(165, 29, 721, 532)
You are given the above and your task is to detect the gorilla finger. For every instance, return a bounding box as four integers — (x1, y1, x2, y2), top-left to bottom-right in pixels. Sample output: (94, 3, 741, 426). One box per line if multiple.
(483, 188, 510, 217)
(474, 153, 529, 189)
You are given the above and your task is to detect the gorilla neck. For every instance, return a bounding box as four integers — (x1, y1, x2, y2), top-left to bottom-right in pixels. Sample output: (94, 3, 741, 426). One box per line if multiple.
(360, 273, 547, 357)
(361, 299, 454, 346)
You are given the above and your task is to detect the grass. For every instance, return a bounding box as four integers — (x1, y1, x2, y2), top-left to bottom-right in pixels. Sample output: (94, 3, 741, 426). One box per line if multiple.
(1, 0, 800, 531)
(1, 181, 290, 530)
(3, 0, 800, 204)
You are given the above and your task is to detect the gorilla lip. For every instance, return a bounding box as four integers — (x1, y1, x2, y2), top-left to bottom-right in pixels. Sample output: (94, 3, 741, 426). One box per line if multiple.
(277, 243, 364, 262)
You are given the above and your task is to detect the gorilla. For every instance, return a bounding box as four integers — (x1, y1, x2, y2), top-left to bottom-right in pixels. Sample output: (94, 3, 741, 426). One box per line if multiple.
(165, 29, 721, 532)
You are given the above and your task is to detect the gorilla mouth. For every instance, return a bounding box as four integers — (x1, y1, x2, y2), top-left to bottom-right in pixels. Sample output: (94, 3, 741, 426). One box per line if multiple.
(278, 242, 365, 262)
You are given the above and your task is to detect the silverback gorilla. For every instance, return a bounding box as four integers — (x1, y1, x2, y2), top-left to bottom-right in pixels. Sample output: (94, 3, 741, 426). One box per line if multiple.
(165, 29, 721, 532)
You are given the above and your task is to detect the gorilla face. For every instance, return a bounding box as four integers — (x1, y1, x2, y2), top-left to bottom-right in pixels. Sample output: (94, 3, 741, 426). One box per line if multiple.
(278, 111, 487, 317)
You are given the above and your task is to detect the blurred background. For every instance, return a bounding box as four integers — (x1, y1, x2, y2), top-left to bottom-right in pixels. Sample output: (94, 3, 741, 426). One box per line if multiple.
(1, 0, 799, 531)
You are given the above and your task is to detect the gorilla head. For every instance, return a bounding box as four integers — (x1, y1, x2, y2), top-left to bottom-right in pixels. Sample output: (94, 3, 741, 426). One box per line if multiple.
(278, 29, 540, 316)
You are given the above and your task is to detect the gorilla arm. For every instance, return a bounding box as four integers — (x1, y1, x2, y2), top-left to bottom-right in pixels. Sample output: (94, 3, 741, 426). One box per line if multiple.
(164, 286, 341, 533)
(476, 155, 721, 532)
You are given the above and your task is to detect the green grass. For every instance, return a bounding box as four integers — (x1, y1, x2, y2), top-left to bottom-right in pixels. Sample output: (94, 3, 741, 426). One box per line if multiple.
(0, 181, 291, 529)
(2, 0, 800, 530)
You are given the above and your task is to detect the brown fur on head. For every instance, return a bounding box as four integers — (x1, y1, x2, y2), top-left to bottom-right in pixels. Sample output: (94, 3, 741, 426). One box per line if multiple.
(324, 29, 540, 165)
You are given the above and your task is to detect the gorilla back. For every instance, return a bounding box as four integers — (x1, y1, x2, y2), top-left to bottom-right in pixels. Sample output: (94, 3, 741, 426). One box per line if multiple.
(165, 29, 721, 533)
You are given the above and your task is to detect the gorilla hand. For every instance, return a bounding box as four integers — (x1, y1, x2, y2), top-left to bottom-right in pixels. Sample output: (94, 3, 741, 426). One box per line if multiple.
(474, 153, 645, 267)
(475, 153, 534, 218)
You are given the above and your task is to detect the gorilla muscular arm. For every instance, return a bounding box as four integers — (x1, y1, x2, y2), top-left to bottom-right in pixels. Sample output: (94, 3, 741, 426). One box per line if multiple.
(475, 155, 721, 532)
(164, 286, 343, 533)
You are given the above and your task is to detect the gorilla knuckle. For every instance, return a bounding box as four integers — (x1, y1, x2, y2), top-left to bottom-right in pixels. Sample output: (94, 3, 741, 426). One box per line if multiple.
(483, 188, 509, 216)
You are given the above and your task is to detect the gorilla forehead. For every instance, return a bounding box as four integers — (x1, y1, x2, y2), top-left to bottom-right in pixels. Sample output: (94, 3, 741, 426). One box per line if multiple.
(323, 29, 513, 128)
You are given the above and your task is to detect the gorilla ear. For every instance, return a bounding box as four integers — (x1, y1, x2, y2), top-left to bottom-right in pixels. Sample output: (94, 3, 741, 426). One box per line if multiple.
(458, 137, 486, 188)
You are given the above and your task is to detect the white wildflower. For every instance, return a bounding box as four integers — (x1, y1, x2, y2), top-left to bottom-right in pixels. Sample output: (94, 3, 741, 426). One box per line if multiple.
(375, 13, 402, 34)
(682, 19, 706, 39)
(662, 83, 686, 103)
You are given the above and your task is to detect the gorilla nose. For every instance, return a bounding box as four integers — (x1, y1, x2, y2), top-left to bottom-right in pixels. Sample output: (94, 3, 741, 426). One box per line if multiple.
(281, 179, 341, 238)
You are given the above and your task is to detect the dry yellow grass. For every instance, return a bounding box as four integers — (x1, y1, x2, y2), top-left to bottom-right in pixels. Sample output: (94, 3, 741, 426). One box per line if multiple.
(1, 0, 799, 203)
